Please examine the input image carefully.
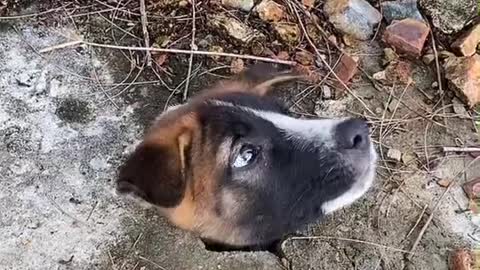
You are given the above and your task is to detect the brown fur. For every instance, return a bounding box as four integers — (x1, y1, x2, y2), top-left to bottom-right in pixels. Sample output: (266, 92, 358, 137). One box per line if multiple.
(118, 65, 302, 245)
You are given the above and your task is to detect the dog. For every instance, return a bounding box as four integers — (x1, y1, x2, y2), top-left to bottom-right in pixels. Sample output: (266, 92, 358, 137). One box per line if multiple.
(116, 64, 377, 251)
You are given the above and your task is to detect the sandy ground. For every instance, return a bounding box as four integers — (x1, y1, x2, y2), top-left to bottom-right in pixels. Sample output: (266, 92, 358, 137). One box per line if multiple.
(1, 2, 480, 270)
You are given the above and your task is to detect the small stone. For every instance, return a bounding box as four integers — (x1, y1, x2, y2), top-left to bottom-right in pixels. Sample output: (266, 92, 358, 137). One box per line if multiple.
(401, 152, 416, 164)
(381, 0, 423, 24)
(372, 70, 387, 82)
(452, 98, 470, 119)
(208, 45, 224, 61)
(273, 22, 300, 45)
(388, 99, 400, 112)
(328, 35, 338, 46)
(444, 55, 480, 107)
(322, 85, 332, 99)
(324, 0, 382, 40)
(255, 0, 284, 22)
(422, 54, 435, 65)
(385, 60, 412, 84)
(463, 177, 480, 199)
(16, 73, 33, 87)
(295, 50, 314, 65)
(27, 221, 41, 229)
(302, 0, 315, 9)
(387, 148, 402, 161)
(383, 18, 430, 57)
(154, 54, 168, 66)
(333, 54, 358, 86)
(438, 50, 455, 59)
(431, 81, 438, 88)
(451, 21, 480, 57)
(221, 0, 254, 11)
(276, 51, 290, 60)
(419, 0, 477, 34)
(383, 48, 398, 64)
(208, 14, 263, 43)
(230, 58, 245, 74)
(436, 179, 452, 188)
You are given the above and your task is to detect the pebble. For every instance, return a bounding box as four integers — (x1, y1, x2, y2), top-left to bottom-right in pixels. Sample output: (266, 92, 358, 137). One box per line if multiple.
(444, 54, 480, 107)
(208, 45, 224, 61)
(322, 85, 332, 99)
(333, 53, 358, 86)
(452, 98, 470, 119)
(16, 73, 33, 87)
(422, 54, 435, 65)
(230, 58, 245, 74)
(302, 0, 315, 9)
(324, 0, 382, 40)
(221, 0, 254, 11)
(387, 148, 402, 161)
(255, 0, 284, 22)
(295, 50, 315, 65)
(381, 0, 423, 23)
(438, 50, 455, 59)
(451, 21, 480, 57)
(383, 48, 398, 65)
(419, 0, 477, 34)
(383, 18, 430, 57)
(401, 152, 416, 165)
(208, 14, 263, 43)
(273, 22, 300, 45)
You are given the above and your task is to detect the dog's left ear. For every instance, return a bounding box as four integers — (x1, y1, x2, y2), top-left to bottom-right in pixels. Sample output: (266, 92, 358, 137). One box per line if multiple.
(198, 63, 303, 98)
(116, 113, 195, 208)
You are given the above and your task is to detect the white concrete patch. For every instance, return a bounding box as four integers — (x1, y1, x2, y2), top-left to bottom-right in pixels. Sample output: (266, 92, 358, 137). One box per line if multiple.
(0, 26, 139, 269)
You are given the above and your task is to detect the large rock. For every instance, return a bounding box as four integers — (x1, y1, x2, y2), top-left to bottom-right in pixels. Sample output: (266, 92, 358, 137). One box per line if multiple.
(383, 18, 430, 57)
(451, 21, 480, 57)
(324, 0, 382, 40)
(381, 0, 424, 23)
(419, 0, 477, 34)
(444, 55, 480, 107)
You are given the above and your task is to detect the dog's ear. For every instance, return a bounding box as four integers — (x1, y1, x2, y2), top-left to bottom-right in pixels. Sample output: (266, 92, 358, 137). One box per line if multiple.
(200, 63, 302, 98)
(117, 114, 194, 208)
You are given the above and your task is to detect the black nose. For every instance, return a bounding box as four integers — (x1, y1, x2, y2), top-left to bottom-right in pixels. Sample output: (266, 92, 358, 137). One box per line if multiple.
(335, 118, 370, 150)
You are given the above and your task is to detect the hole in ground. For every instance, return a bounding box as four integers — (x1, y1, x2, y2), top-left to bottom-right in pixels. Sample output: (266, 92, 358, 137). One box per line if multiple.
(201, 238, 284, 256)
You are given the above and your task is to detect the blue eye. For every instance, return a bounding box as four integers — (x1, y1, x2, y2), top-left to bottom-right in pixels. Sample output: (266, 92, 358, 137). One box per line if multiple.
(232, 145, 258, 168)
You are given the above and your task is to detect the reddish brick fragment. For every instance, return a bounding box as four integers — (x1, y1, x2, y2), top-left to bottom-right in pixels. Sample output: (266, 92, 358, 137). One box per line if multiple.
(333, 54, 358, 87)
(383, 18, 430, 57)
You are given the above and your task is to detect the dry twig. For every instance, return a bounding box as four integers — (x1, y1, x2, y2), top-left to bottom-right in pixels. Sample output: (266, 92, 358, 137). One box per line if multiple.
(443, 147, 480, 153)
(73, 41, 297, 65)
(139, 0, 151, 66)
(183, 0, 197, 101)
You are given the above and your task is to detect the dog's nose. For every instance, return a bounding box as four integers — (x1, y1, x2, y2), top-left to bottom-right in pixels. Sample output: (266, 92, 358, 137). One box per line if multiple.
(335, 118, 370, 150)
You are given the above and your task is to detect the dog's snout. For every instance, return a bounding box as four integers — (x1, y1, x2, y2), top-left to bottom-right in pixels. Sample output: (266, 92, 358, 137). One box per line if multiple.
(335, 119, 370, 150)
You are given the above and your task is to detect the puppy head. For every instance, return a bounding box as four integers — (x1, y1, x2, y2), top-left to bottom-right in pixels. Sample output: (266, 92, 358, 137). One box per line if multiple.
(117, 65, 377, 248)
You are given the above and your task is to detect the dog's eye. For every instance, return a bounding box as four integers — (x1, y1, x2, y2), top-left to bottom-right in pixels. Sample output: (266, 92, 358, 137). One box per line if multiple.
(232, 145, 258, 168)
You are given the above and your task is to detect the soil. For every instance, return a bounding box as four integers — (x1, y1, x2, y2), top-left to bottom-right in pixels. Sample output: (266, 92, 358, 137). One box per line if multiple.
(0, 1, 479, 270)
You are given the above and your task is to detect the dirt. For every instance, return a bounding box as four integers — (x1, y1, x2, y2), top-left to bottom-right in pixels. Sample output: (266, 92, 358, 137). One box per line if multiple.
(1, 1, 479, 270)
